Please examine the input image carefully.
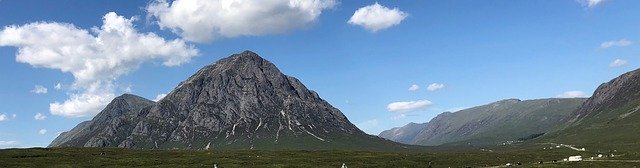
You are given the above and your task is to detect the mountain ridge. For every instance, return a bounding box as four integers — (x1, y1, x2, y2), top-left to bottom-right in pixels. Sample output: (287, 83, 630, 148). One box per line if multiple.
(379, 98, 586, 146)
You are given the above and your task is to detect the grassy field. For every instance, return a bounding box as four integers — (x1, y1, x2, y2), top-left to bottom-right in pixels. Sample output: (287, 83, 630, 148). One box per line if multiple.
(1, 144, 638, 168)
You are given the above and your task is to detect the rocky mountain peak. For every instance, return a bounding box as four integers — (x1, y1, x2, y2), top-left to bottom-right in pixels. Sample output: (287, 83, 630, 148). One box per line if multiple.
(50, 51, 399, 150)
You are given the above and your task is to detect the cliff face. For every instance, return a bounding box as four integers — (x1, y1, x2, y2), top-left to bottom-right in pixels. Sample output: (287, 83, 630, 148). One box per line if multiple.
(51, 51, 402, 150)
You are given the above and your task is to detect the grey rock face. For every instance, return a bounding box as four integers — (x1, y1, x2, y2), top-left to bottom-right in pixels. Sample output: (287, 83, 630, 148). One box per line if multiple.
(50, 51, 379, 150)
(48, 94, 155, 147)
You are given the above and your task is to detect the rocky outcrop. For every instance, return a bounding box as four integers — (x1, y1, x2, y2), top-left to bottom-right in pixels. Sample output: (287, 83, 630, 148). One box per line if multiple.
(50, 51, 399, 150)
(567, 69, 640, 122)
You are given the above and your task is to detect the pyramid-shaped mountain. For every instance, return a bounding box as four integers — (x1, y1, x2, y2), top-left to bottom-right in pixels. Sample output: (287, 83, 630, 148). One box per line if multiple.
(50, 51, 403, 150)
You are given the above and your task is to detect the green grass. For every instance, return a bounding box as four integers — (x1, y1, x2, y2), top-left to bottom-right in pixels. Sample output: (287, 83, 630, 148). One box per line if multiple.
(1, 145, 638, 168)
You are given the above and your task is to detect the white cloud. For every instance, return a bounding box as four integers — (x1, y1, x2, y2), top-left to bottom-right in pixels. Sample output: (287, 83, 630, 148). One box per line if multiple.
(609, 59, 628, 67)
(408, 84, 420, 92)
(348, 2, 408, 32)
(577, 0, 607, 8)
(11, 114, 16, 118)
(146, 0, 337, 42)
(600, 39, 632, 49)
(387, 100, 432, 112)
(0, 113, 7, 122)
(31, 85, 48, 94)
(556, 91, 589, 98)
(54, 83, 62, 90)
(50, 91, 115, 118)
(38, 129, 47, 135)
(0, 12, 198, 118)
(427, 83, 445, 91)
(34, 113, 47, 121)
(153, 93, 167, 102)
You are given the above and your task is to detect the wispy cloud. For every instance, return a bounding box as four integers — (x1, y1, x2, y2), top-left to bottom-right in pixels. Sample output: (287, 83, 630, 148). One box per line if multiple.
(356, 119, 380, 134)
(30, 85, 48, 94)
(609, 59, 628, 67)
(38, 129, 47, 135)
(600, 39, 632, 49)
(556, 91, 589, 98)
(387, 100, 433, 112)
(34, 113, 46, 121)
(54, 83, 62, 90)
(577, 0, 607, 8)
(0, 140, 19, 148)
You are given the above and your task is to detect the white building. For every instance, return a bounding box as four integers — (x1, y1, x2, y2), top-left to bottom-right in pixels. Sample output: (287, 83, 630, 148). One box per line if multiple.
(568, 156, 582, 161)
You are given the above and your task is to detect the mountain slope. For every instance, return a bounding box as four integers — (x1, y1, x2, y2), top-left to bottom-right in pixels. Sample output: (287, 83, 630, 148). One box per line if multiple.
(542, 68, 640, 146)
(379, 98, 586, 146)
(50, 51, 405, 150)
(49, 94, 155, 147)
(378, 122, 427, 144)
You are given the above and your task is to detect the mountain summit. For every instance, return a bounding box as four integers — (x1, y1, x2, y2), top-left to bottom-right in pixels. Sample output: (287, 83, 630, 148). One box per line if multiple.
(50, 51, 402, 150)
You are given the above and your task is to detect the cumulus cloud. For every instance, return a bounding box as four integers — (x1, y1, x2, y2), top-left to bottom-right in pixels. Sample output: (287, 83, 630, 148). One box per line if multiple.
(34, 113, 47, 121)
(31, 85, 48, 94)
(408, 84, 420, 92)
(600, 39, 632, 49)
(609, 59, 628, 67)
(0, 12, 198, 118)
(556, 91, 589, 98)
(146, 0, 337, 42)
(577, 0, 607, 8)
(348, 2, 408, 32)
(38, 129, 47, 135)
(427, 83, 445, 91)
(153, 93, 167, 102)
(387, 100, 432, 112)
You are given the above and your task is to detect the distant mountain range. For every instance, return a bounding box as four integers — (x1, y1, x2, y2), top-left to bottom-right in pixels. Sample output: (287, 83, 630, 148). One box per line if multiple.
(379, 98, 586, 146)
(50, 51, 406, 150)
(381, 67, 640, 148)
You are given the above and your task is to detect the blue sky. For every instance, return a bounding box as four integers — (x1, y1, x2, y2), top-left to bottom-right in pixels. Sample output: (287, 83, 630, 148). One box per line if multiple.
(0, 0, 639, 148)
